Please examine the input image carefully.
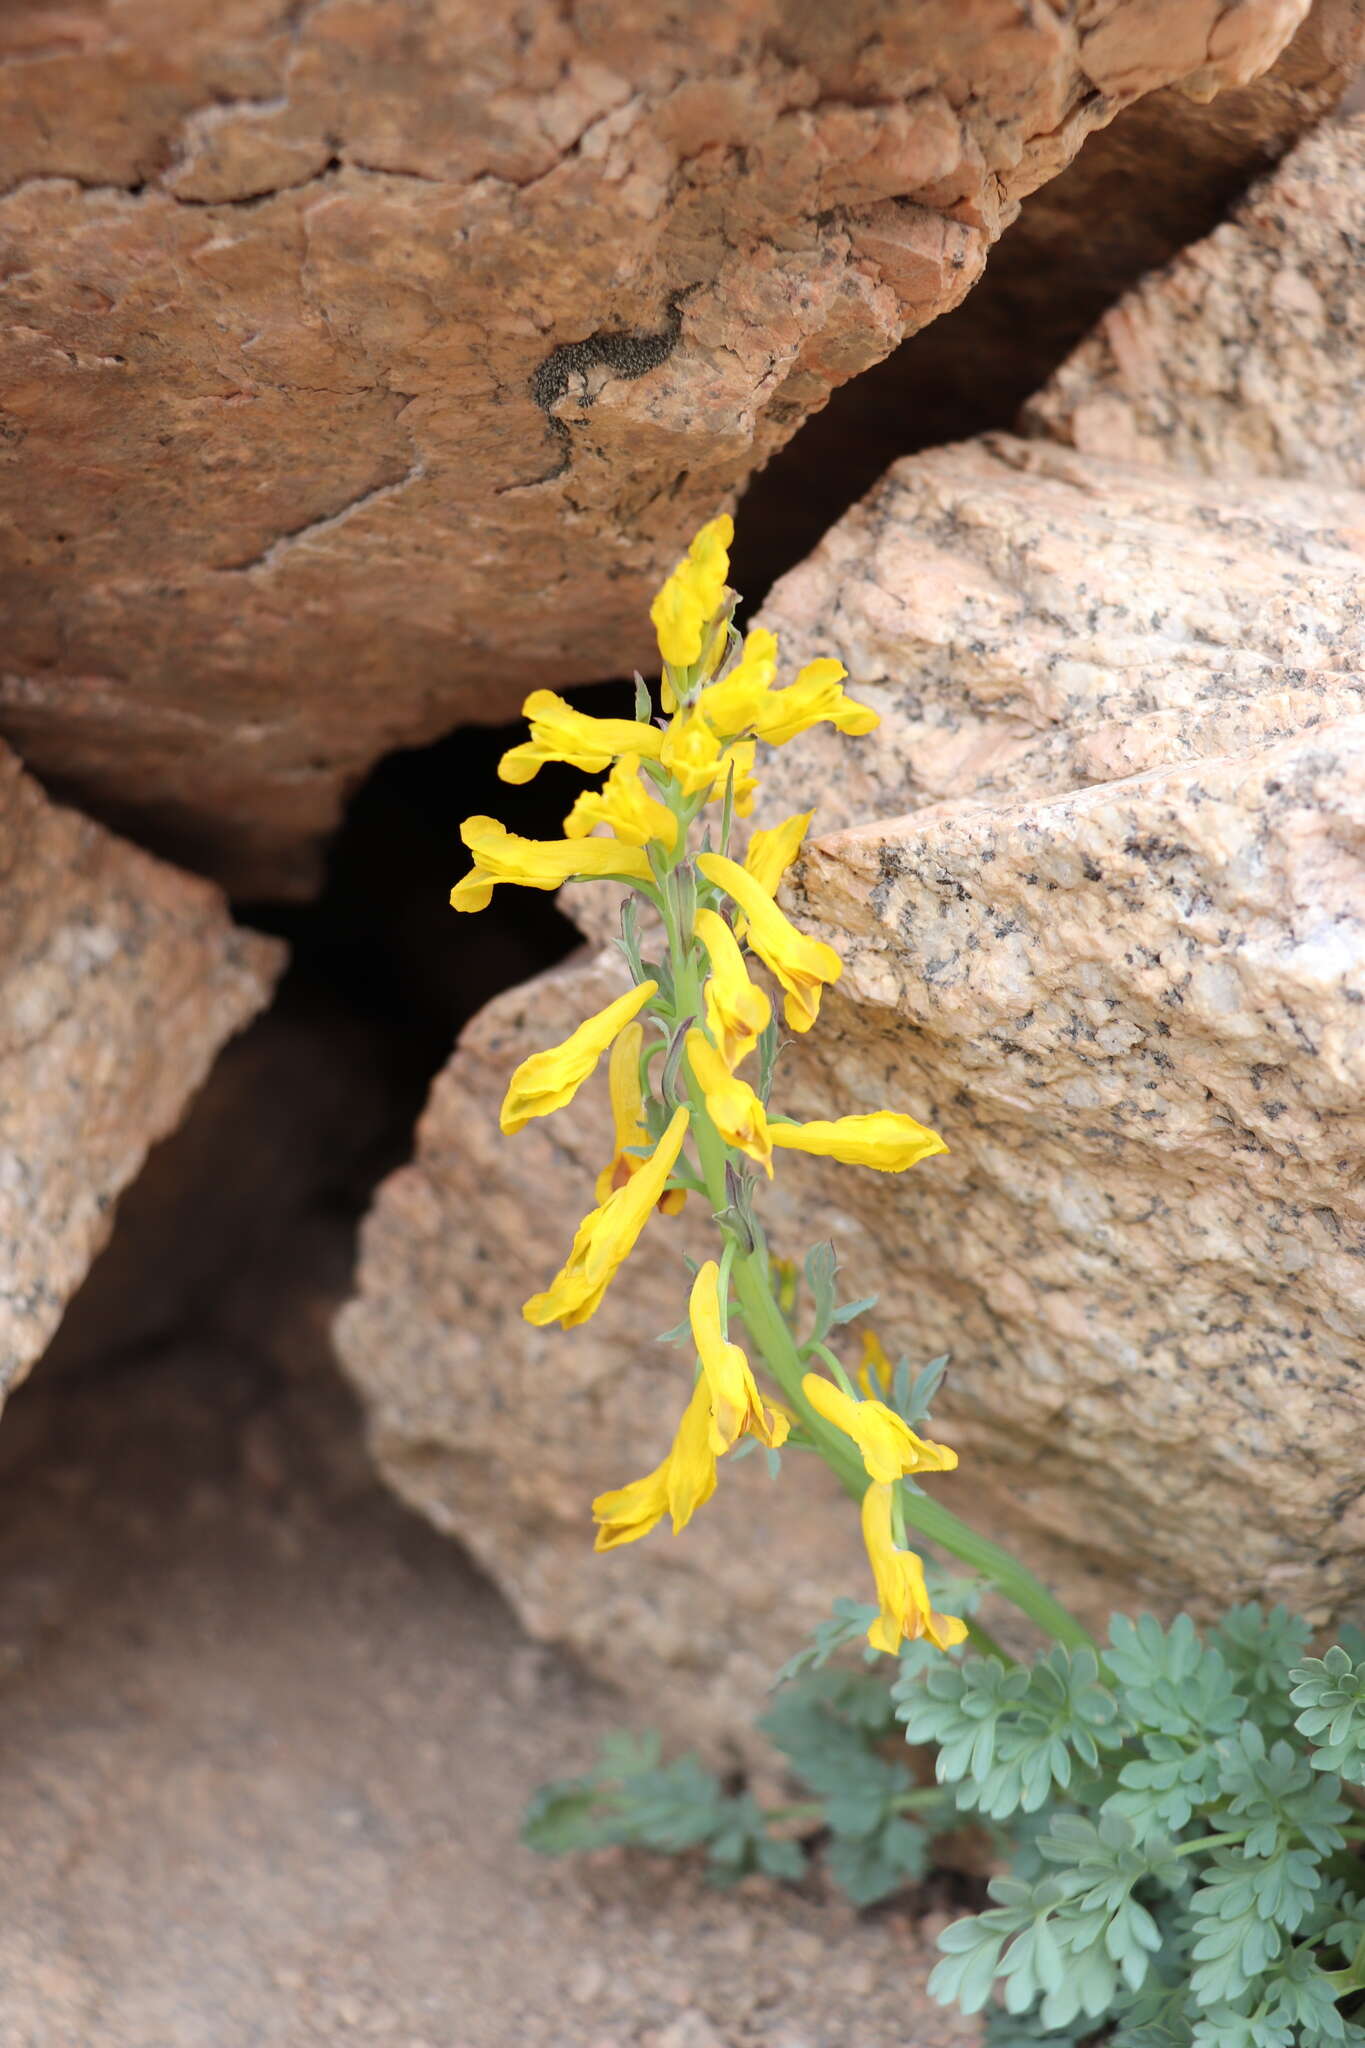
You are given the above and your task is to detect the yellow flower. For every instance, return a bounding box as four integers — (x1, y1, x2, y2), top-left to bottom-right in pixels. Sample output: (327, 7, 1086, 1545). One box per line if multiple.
(523, 1106, 690, 1328)
(499, 981, 657, 1136)
(695, 906, 771, 1070)
(591, 1377, 717, 1549)
(659, 706, 725, 798)
(770, 1112, 947, 1172)
(748, 658, 880, 748)
(684, 1027, 772, 1176)
(801, 1372, 958, 1484)
(497, 691, 665, 785)
(695, 628, 779, 737)
(564, 754, 677, 851)
(743, 811, 811, 900)
(650, 514, 733, 669)
(594, 1022, 686, 1215)
(861, 1482, 968, 1656)
(696, 851, 841, 1033)
(689, 1260, 788, 1455)
(857, 1330, 893, 1399)
(451, 815, 652, 912)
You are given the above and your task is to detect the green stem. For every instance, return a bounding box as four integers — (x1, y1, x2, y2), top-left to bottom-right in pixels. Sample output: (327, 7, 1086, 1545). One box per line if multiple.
(763, 1786, 951, 1828)
(667, 881, 1095, 1659)
(731, 1246, 1096, 1654)
(1171, 1830, 1249, 1858)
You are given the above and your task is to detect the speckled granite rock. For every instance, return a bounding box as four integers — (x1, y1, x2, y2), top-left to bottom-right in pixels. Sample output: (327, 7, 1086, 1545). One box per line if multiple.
(0, 743, 283, 1394)
(337, 433, 1365, 1722)
(1026, 114, 1365, 483)
(0, 0, 1325, 893)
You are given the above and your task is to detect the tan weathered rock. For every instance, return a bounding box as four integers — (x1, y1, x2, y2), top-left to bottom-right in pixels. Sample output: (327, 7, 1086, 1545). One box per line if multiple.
(0, 0, 1331, 894)
(1026, 114, 1365, 482)
(0, 742, 283, 1394)
(337, 433, 1365, 1726)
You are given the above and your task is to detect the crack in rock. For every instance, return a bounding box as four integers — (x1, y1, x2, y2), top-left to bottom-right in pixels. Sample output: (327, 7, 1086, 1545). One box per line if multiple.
(215, 458, 425, 574)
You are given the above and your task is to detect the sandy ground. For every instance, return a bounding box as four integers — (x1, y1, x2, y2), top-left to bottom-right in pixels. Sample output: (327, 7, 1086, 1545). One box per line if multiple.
(0, 1338, 980, 2048)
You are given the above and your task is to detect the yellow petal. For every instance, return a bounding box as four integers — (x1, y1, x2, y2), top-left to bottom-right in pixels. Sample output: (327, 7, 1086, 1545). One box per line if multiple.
(801, 1373, 957, 1483)
(749, 659, 880, 748)
(770, 1112, 947, 1172)
(498, 692, 665, 784)
(684, 1027, 772, 1175)
(650, 515, 734, 669)
(860, 1482, 966, 1655)
(500, 980, 656, 1136)
(695, 906, 771, 1070)
(697, 852, 841, 1034)
(689, 1261, 785, 1453)
(743, 812, 812, 900)
(523, 1106, 690, 1328)
(564, 754, 677, 850)
(451, 815, 653, 910)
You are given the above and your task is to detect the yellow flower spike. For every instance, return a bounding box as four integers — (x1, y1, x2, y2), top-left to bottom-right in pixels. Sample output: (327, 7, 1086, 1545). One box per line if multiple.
(591, 1377, 717, 1550)
(564, 754, 678, 851)
(770, 1112, 948, 1173)
(743, 811, 812, 900)
(689, 1261, 788, 1456)
(696, 851, 841, 1033)
(861, 1482, 968, 1656)
(749, 658, 880, 748)
(450, 816, 653, 912)
(694, 906, 771, 1070)
(684, 1027, 773, 1176)
(650, 515, 734, 669)
(499, 981, 658, 1137)
(857, 1330, 893, 1400)
(695, 627, 780, 738)
(523, 1106, 690, 1329)
(801, 1373, 958, 1485)
(497, 691, 665, 786)
(595, 1023, 686, 1214)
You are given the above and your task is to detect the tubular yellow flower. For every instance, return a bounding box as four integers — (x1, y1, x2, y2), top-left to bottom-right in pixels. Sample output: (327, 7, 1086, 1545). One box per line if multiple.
(499, 980, 657, 1136)
(591, 1376, 717, 1549)
(695, 906, 771, 1070)
(748, 658, 880, 748)
(451, 815, 653, 912)
(497, 690, 665, 785)
(857, 1330, 893, 1399)
(523, 1105, 690, 1329)
(695, 627, 779, 737)
(689, 1261, 788, 1456)
(594, 1023, 686, 1214)
(770, 1112, 947, 1172)
(564, 754, 678, 851)
(743, 811, 812, 899)
(684, 1028, 772, 1176)
(696, 851, 841, 1033)
(659, 706, 725, 798)
(650, 514, 733, 669)
(861, 1482, 968, 1656)
(801, 1372, 958, 1484)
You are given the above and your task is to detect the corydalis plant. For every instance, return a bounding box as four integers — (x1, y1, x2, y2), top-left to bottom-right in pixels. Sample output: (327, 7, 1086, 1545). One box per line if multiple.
(450, 514, 1082, 1655)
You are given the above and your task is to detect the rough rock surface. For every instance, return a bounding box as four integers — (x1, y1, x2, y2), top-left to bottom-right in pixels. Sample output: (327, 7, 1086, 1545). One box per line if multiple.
(734, 0, 1365, 599)
(0, 741, 282, 1394)
(0, 1331, 979, 2048)
(1027, 114, 1365, 483)
(338, 432, 1365, 1724)
(0, 0, 1326, 894)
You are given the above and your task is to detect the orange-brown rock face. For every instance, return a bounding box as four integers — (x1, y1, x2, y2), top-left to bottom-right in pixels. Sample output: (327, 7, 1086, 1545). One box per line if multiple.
(0, 0, 1328, 894)
(0, 743, 283, 1396)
